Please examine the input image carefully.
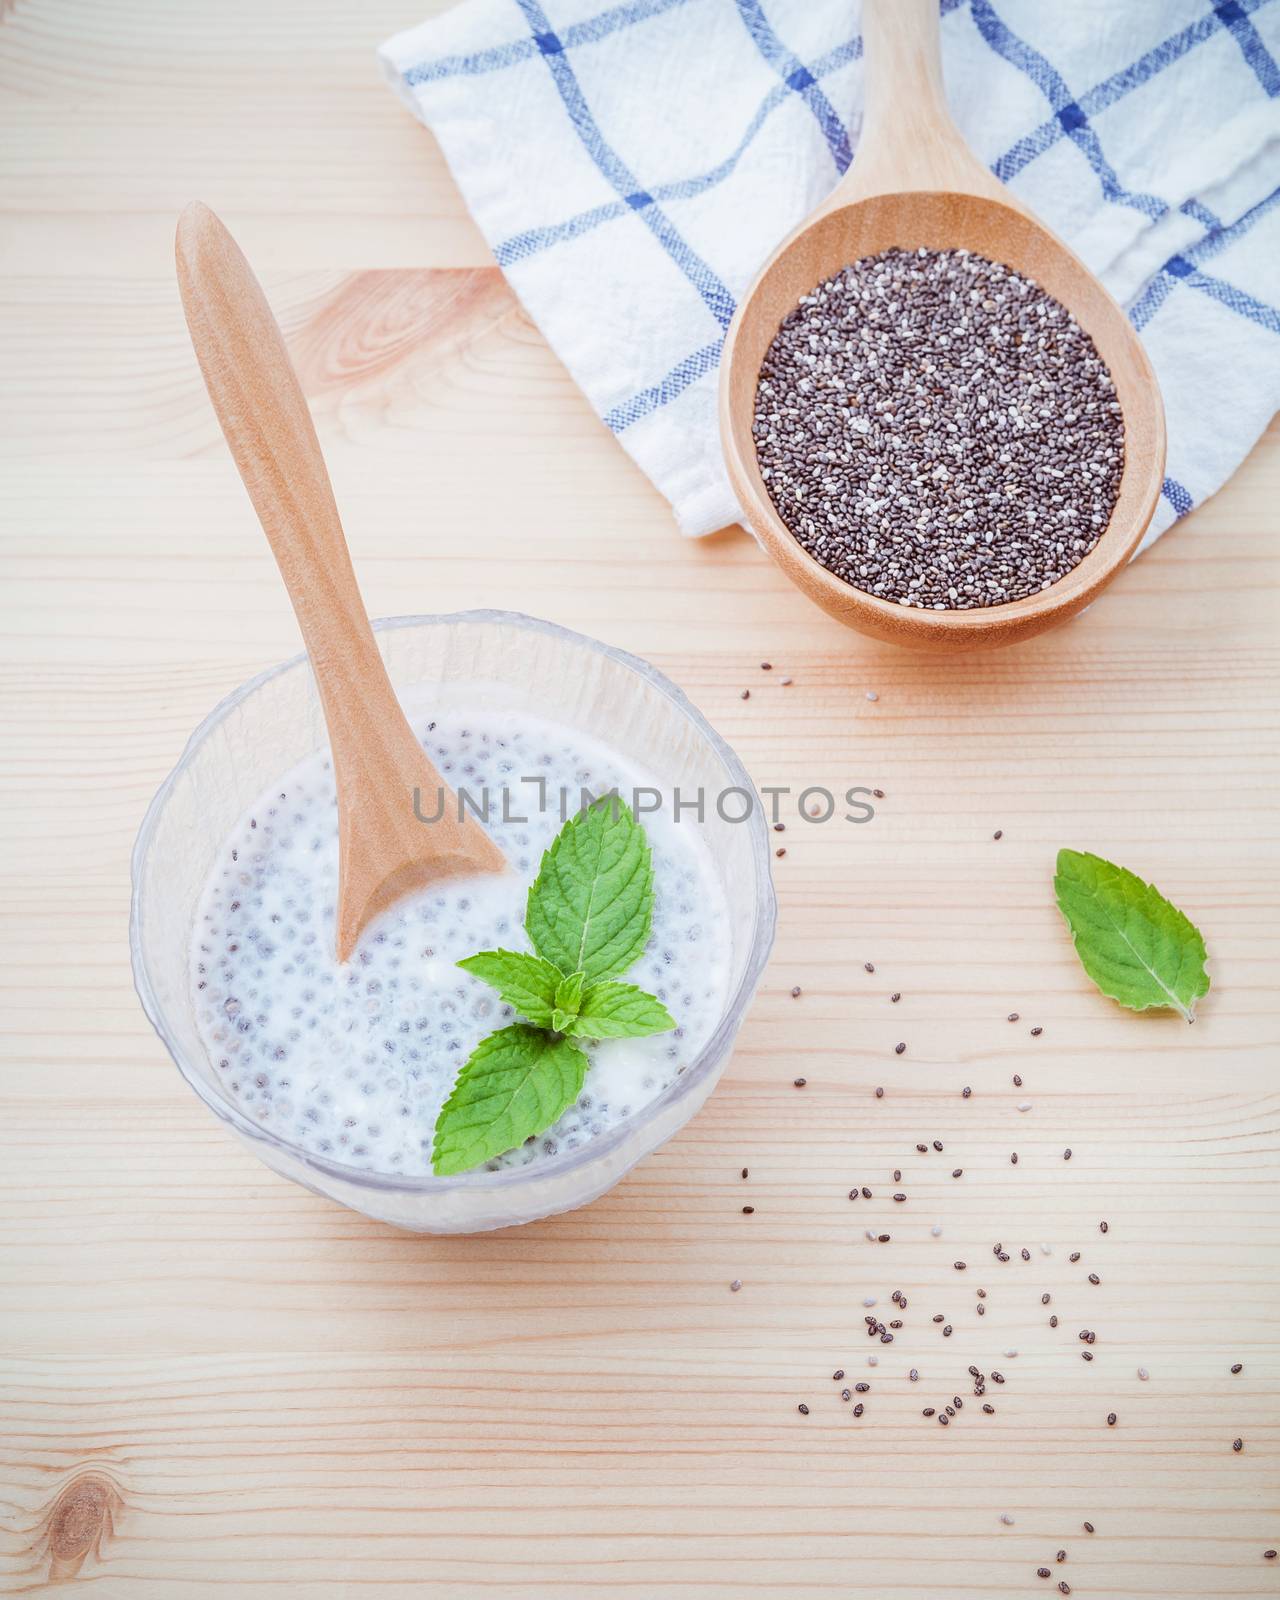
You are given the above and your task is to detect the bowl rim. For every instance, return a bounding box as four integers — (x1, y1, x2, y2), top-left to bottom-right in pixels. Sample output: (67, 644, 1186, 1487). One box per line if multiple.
(130, 609, 778, 1195)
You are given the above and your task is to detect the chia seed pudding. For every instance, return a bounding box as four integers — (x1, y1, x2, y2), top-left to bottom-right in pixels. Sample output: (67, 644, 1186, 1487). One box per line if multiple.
(191, 707, 732, 1176)
(752, 246, 1125, 609)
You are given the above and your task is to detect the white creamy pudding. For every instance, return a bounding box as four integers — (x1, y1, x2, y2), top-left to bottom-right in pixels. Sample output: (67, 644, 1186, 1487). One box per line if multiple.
(191, 706, 732, 1176)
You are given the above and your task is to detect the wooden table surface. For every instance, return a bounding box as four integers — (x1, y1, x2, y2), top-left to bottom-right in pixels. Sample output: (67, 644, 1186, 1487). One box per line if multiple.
(2, 3, 1277, 1596)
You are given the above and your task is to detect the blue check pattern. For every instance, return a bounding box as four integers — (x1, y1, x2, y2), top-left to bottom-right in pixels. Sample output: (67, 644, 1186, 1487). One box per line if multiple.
(381, 0, 1280, 538)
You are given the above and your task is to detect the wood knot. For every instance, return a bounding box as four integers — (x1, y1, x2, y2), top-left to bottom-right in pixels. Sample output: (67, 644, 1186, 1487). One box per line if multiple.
(45, 1471, 120, 1573)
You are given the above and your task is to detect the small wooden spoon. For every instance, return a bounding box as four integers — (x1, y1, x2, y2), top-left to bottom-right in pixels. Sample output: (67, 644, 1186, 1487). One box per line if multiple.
(720, 0, 1166, 651)
(176, 202, 505, 961)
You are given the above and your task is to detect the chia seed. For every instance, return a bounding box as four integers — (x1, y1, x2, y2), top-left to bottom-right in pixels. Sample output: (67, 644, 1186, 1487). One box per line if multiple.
(752, 247, 1124, 610)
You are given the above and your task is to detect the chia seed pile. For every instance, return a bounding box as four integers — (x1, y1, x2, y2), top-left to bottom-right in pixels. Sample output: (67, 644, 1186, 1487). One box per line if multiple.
(752, 247, 1125, 609)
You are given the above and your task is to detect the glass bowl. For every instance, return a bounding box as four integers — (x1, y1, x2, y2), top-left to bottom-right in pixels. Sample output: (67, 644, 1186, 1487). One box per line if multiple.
(130, 612, 776, 1233)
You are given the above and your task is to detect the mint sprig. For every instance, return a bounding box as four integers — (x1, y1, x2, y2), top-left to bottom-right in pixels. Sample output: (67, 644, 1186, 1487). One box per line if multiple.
(432, 798, 675, 1175)
(1054, 848, 1210, 1022)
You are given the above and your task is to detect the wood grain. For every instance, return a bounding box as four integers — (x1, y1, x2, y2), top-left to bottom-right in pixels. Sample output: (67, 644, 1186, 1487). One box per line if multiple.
(1, 2, 1277, 1596)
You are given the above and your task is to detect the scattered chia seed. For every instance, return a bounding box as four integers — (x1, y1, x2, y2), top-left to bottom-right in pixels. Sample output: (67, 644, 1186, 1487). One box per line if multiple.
(872, 788, 885, 799)
(1234, 1438, 1244, 1452)
(894, 1042, 906, 1055)
(790, 987, 802, 999)
(1138, 1367, 1149, 1380)
(730, 1279, 742, 1293)
(962, 1086, 972, 1098)
(1083, 1523, 1094, 1534)
(832, 1369, 845, 1380)
(875, 1086, 884, 1098)
(798, 1403, 809, 1415)
(1099, 1220, 1109, 1233)
(890, 992, 901, 1003)
(775, 847, 786, 858)
(1000, 1514, 1015, 1526)
(1107, 1412, 1117, 1426)
(741, 689, 750, 700)
(793, 1075, 806, 1086)
(761, 662, 772, 670)
(994, 829, 1003, 840)
(1232, 1363, 1243, 1373)
(866, 690, 878, 702)
(1064, 1148, 1072, 1160)
(742, 1205, 754, 1214)
(752, 248, 1124, 610)
(1031, 1026, 1043, 1036)
(1009, 1016, 1020, 1025)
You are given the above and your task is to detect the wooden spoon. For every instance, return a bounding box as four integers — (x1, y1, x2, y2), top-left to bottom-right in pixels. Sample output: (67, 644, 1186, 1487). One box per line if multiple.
(175, 202, 505, 962)
(719, 0, 1166, 651)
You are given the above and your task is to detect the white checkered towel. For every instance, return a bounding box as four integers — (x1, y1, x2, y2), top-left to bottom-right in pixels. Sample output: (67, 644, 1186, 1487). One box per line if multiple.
(381, 0, 1280, 542)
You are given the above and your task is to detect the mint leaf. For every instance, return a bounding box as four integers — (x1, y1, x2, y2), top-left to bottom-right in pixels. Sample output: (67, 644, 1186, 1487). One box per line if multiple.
(525, 796, 654, 984)
(566, 981, 676, 1039)
(457, 950, 564, 1029)
(431, 1024, 588, 1176)
(554, 971, 585, 1015)
(439, 801, 677, 1173)
(1054, 849, 1210, 1022)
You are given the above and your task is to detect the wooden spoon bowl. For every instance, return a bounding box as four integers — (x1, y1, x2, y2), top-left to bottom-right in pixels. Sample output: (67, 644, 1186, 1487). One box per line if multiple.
(719, 0, 1165, 651)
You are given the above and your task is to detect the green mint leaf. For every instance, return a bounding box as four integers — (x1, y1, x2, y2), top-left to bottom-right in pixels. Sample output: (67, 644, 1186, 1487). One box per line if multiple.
(525, 795, 654, 985)
(456, 950, 564, 1029)
(554, 971, 585, 1016)
(1054, 849, 1210, 1022)
(550, 1008, 575, 1033)
(565, 981, 676, 1040)
(431, 1024, 588, 1176)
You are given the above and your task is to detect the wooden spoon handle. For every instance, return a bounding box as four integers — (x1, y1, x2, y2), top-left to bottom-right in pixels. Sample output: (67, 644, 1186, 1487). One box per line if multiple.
(174, 202, 403, 745)
(830, 0, 1008, 207)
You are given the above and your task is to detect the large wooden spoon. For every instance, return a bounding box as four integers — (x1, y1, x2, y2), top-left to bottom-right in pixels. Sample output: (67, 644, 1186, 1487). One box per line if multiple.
(176, 202, 505, 961)
(720, 0, 1165, 651)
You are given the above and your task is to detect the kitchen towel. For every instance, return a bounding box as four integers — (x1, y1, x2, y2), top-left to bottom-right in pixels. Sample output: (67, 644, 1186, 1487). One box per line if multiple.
(381, 0, 1280, 541)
